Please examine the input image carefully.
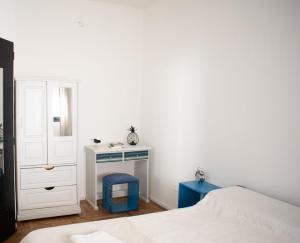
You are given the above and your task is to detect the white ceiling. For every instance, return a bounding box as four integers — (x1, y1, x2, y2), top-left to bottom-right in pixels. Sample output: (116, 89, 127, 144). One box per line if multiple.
(90, 0, 155, 8)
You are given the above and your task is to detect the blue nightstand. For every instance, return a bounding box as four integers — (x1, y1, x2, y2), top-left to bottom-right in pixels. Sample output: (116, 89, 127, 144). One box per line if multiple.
(178, 181, 221, 208)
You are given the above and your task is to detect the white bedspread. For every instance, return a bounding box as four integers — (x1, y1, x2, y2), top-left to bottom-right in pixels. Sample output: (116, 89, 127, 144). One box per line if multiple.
(70, 231, 124, 243)
(21, 187, 300, 243)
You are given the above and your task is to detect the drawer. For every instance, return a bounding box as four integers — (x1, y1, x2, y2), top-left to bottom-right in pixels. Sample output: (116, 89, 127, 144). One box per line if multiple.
(96, 153, 123, 163)
(124, 150, 148, 161)
(20, 166, 76, 189)
(19, 185, 77, 210)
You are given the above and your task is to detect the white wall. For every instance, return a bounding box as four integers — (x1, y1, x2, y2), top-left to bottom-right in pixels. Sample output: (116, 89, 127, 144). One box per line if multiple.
(9, 0, 300, 208)
(15, 0, 143, 199)
(141, 0, 300, 208)
(0, 0, 16, 41)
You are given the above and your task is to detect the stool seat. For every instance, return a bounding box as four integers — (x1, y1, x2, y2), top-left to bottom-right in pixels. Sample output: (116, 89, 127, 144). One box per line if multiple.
(103, 173, 139, 185)
(102, 173, 139, 213)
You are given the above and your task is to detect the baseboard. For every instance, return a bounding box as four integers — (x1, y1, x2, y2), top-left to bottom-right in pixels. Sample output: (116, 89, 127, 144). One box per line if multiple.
(148, 195, 171, 210)
(85, 198, 98, 210)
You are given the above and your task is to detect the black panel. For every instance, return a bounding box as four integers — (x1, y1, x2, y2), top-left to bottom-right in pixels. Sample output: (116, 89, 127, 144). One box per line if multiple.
(0, 37, 16, 241)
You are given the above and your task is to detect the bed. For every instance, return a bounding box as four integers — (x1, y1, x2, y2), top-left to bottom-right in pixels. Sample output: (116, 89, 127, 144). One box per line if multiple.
(21, 186, 300, 243)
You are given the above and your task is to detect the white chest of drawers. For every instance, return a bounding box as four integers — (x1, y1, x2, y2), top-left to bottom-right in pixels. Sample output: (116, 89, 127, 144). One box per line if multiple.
(16, 79, 80, 221)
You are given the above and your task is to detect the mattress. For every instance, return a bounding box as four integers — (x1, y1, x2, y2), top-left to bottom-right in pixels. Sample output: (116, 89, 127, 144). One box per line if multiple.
(21, 186, 300, 243)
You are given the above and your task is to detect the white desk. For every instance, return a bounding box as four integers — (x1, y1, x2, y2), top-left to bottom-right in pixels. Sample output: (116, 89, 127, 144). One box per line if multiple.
(85, 144, 150, 210)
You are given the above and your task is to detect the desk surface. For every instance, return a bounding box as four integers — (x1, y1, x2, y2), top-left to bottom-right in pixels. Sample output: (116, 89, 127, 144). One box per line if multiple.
(85, 144, 151, 153)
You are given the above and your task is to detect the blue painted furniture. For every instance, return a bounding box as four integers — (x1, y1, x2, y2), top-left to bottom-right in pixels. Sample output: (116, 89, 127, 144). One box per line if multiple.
(178, 181, 221, 208)
(103, 173, 139, 213)
(85, 144, 150, 210)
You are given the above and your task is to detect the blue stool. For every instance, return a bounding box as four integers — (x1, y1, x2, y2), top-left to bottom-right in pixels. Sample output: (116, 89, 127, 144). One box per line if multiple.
(102, 173, 139, 213)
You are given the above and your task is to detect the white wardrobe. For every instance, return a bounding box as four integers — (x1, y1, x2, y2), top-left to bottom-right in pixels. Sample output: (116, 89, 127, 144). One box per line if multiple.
(16, 79, 80, 221)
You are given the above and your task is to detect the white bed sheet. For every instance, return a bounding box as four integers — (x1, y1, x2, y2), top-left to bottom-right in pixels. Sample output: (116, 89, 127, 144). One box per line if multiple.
(21, 187, 300, 243)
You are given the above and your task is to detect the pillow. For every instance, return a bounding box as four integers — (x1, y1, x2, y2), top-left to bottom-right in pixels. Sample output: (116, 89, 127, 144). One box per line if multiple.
(199, 186, 300, 240)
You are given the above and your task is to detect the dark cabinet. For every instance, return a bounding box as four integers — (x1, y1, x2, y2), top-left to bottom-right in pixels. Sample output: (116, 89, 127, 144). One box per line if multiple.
(0, 37, 16, 241)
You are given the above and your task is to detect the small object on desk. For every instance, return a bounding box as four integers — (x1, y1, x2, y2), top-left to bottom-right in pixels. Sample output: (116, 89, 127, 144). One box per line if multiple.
(93, 138, 101, 144)
(127, 125, 139, 145)
(195, 168, 205, 183)
(107, 142, 124, 149)
(178, 180, 220, 208)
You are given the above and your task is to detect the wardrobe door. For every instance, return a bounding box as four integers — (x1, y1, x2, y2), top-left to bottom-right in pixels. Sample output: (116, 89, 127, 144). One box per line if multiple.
(47, 82, 77, 165)
(17, 81, 47, 166)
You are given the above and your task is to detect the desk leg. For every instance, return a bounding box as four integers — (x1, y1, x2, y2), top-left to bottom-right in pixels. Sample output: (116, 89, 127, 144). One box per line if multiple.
(134, 159, 149, 203)
(86, 150, 99, 210)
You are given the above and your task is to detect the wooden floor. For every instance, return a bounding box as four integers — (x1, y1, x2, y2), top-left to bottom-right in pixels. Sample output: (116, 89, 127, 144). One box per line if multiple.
(5, 199, 165, 243)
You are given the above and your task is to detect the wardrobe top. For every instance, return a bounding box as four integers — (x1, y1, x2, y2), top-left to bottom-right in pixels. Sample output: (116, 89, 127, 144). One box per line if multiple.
(15, 77, 79, 83)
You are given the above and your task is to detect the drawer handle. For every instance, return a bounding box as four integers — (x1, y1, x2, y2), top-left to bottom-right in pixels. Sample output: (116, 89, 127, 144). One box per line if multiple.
(44, 166, 55, 170)
(44, 187, 55, 190)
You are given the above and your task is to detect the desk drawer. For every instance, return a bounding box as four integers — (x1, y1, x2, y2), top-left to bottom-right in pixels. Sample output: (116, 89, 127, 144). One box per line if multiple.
(124, 151, 148, 161)
(96, 153, 123, 163)
(19, 185, 77, 210)
(20, 166, 76, 189)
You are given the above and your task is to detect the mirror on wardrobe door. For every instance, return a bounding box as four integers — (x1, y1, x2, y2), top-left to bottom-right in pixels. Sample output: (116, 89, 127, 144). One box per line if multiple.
(52, 87, 73, 137)
(0, 68, 3, 175)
